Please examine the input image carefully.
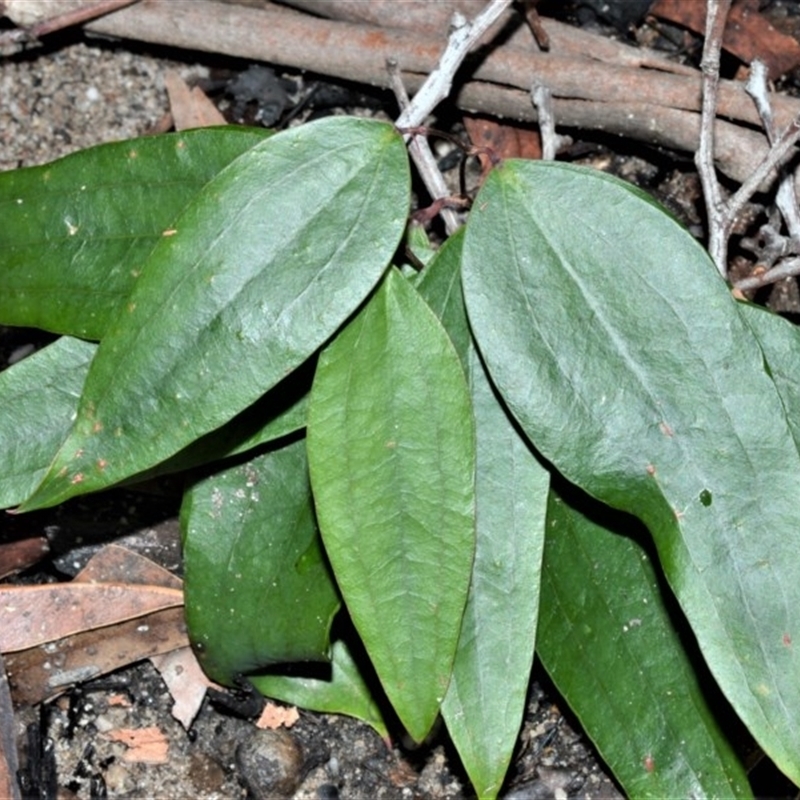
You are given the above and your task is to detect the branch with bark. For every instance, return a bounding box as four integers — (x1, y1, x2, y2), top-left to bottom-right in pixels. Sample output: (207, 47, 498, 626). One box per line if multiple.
(77, 0, 800, 192)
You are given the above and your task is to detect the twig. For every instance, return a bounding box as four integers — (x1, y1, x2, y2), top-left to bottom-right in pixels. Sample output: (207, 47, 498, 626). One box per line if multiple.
(394, 0, 514, 131)
(734, 257, 800, 292)
(388, 0, 513, 235)
(745, 60, 800, 244)
(387, 60, 460, 235)
(85, 0, 800, 186)
(0, 0, 139, 46)
(530, 84, 560, 161)
(695, 0, 800, 279)
(518, 0, 550, 51)
(695, 0, 732, 276)
(276, 0, 695, 75)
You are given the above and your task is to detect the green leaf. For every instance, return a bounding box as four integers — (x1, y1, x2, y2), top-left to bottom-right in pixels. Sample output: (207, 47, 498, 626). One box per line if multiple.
(417, 230, 548, 797)
(251, 639, 388, 739)
(181, 438, 340, 686)
(540, 490, 751, 799)
(737, 301, 800, 447)
(414, 227, 471, 370)
(0, 337, 307, 505)
(442, 345, 548, 800)
(21, 116, 409, 510)
(0, 128, 271, 340)
(307, 268, 476, 742)
(0, 337, 94, 507)
(462, 160, 800, 784)
(128, 358, 311, 484)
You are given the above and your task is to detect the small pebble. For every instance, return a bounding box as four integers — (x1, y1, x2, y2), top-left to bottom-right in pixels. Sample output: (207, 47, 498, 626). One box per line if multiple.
(235, 728, 306, 799)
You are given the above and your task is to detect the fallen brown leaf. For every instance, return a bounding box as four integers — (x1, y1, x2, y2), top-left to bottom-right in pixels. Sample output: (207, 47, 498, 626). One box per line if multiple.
(4, 606, 189, 706)
(106, 726, 169, 764)
(75, 543, 181, 589)
(256, 702, 300, 730)
(0, 583, 183, 652)
(463, 114, 542, 172)
(151, 646, 217, 729)
(650, 0, 800, 79)
(0, 536, 49, 579)
(164, 69, 227, 130)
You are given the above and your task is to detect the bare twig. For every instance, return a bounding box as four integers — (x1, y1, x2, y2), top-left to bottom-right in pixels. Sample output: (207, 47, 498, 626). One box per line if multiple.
(746, 60, 800, 244)
(530, 84, 559, 160)
(518, 0, 550, 51)
(726, 115, 800, 223)
(387, 0, 514, 234)
(387, 59, 460, 235)
(394, 0, 514, 131)
(695, 0, 800, 279)
(695, 0, 732, 276)
(734, 258, 800, 292)
(0, 0, 138, 46)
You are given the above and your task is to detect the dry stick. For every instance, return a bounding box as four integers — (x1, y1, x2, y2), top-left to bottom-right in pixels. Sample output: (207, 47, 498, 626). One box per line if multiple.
(394, 0, 513, 131)
(387, 59, 460, 236)
(695, 0, 732, 276)
(696, 0, 800, 280)
(0, 0, 139, 45)
(734, 257, 800, 292)
(85, 0, 800, 189)
(745, 60, 800, 244)
(530, 84, 560, 161)
(390, 0, 513, 235)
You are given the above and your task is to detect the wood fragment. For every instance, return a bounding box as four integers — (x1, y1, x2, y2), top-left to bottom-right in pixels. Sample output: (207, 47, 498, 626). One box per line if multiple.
(83, 0, 800, 189)
(0, 654, 21, 800)
(0, 536, 49, 579)
(650, 0, 800, 79)
(164, 70, 227, 130)
(105, 726, 169, 764)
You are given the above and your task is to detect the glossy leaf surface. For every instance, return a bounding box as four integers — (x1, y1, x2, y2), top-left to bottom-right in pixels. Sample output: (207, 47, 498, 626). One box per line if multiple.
(738, 301, 800, 446)
(22, 116, 409, 510)
(418, 232, 548, 798)
(442, 345, 548, 799)
(0, 337, 94, 507)
(540, 491, 751, 799)
(0, 128, 271, 339)
(462, 160, 800, 783)
(181, 438, 339, 685)
(251, 639, 388, 738)
(0, 340, 308, 503)
(307, 268, 475, 742)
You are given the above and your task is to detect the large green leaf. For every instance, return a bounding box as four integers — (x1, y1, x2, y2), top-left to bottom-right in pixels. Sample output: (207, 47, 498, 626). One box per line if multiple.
(461, 160, 800, 784)
(738, 301, 800, 447)
(414, 227, 470, 369)
(21, 116, 409, 510)
(417, 231, 548, 797)
(442, 345, 548, 799)
(181, 438, 340, 685)
(307, 268, 476, 742)
(251, 639, 388, 738)
(0, 337, 94, 507)
(540, 489, 751, 799)
(0, 128, 271, 339)
(0, 338, 308, 502)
